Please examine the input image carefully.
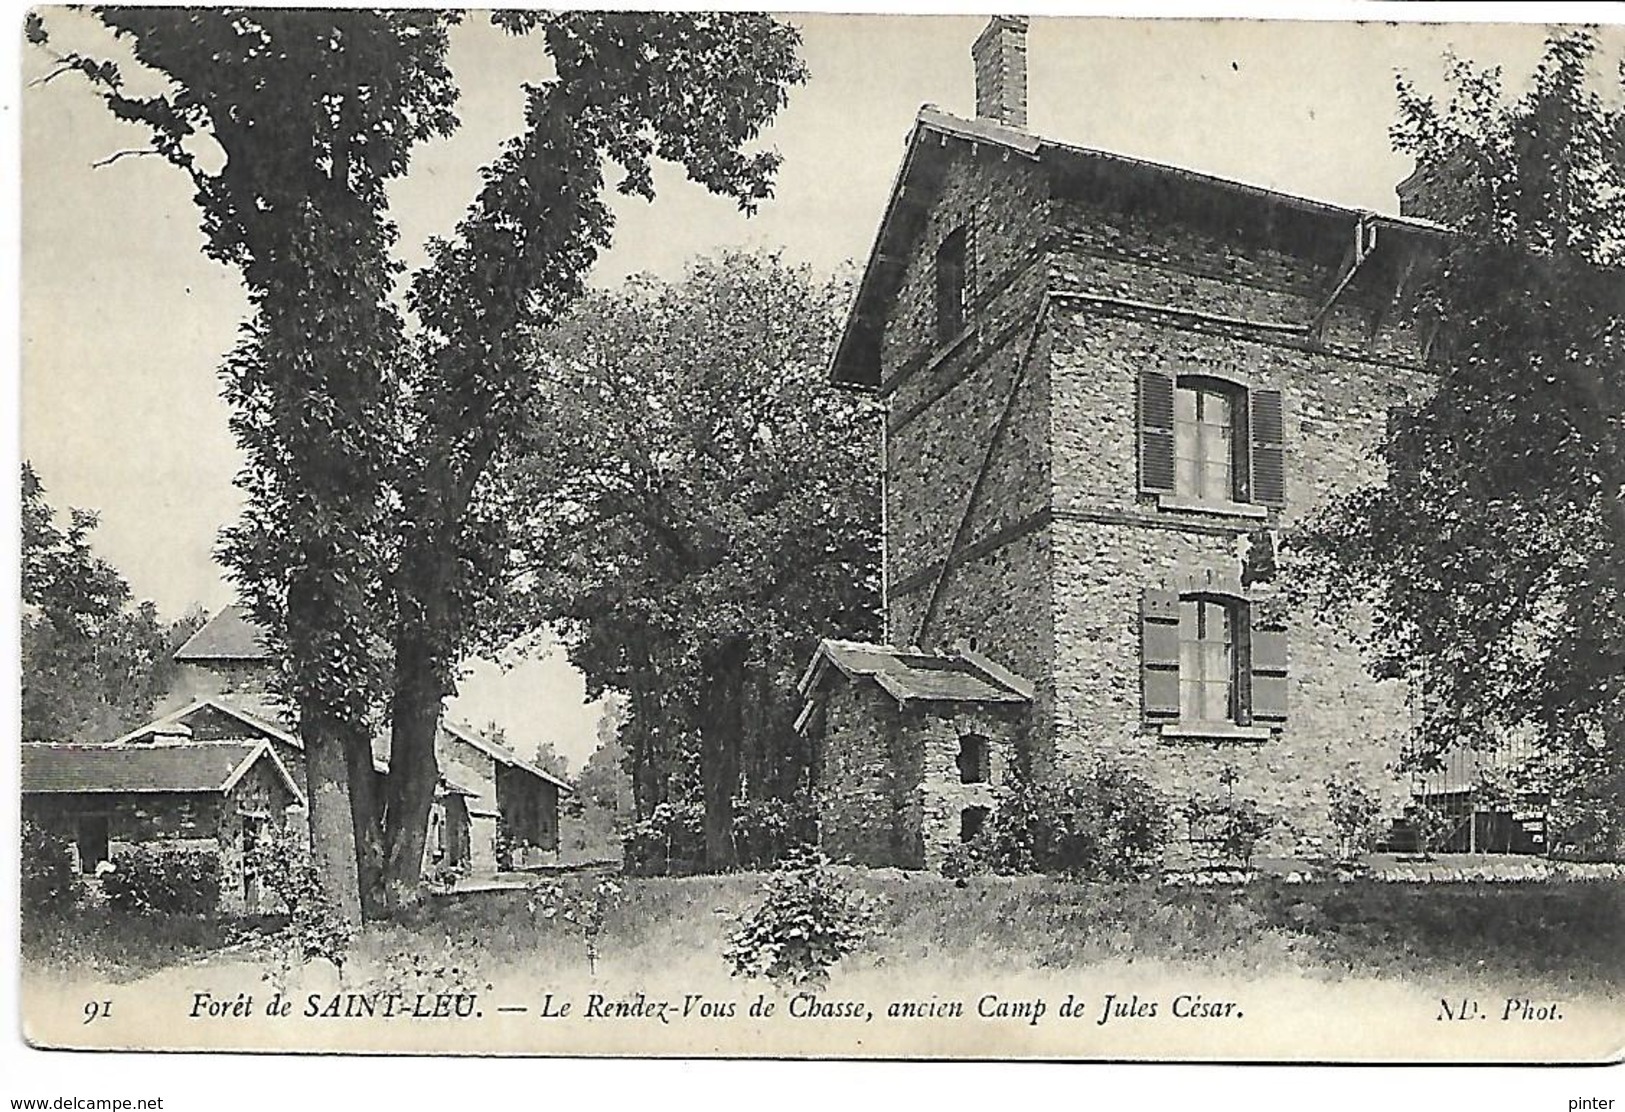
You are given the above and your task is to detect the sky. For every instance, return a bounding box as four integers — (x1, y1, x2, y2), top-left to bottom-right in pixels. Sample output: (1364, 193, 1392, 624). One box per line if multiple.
(19, 8, 1622, 769)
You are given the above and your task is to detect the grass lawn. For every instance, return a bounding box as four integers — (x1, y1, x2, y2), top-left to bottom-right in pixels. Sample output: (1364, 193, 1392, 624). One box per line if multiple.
(26, 869, 1623, 996)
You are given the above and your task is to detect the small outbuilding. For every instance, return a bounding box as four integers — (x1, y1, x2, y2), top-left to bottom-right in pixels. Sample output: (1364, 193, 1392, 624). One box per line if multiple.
(796, 639, 1033, 869)
(21, 739, 305, 914)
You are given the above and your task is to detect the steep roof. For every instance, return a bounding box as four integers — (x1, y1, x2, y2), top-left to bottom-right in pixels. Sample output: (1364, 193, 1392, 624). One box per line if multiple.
(442, 722, 573, 793)
(830, 106, 1450, 388)
(112, 694, 299, 750)
(797, 638, 1033, 719)
(173, 605, 273, 662)
(21, 740, 303, 801)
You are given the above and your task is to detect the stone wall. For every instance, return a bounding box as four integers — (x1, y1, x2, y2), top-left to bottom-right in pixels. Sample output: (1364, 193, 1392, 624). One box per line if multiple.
(814, 679, 1028, 870)
(157, 661, 278, 717)
(217, 757, 300, 914)
(912, 704, 1022, 870)
(24, 791, 223, 850)
(814, 681, 902, 867)
(1048, 519, 1414, 860)
(880, 148, 1057, 772)
(1042, 197, 1430, 856)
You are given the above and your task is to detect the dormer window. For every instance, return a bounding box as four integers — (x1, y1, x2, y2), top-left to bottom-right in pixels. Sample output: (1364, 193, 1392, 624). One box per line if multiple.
(935, 225, 969, 343)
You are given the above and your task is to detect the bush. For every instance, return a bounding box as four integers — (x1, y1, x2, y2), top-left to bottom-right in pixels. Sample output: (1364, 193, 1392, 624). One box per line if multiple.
(940, 837, 990, 884)
(246, 826, 354, 978)
(527, 875, 623, 975)
(622, 800, 706, 877)
(624, 795, 816, 876)
(1326, 775, 1383, 861)
(21, 821, 82, 915)
(1182, 794, 1275, 870)
(724, 850, 878, 990)
(732, 795, 816, 870)
(103, 846, 220, 916)
(973, 763, 1169, 880)
(1406, 799, 1457, 859)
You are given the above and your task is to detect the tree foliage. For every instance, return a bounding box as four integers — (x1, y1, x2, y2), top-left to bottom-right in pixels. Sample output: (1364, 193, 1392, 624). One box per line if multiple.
(37, 9, 810, 914)
(513, 252, 883, 868)
(21, 463, 203, 742)
(1295, 30, 1625, 854)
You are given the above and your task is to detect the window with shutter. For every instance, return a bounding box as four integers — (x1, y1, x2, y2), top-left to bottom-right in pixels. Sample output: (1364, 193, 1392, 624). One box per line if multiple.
(1140, 589, 1181, 721)
(1139, 373, 1284, 514)
(1249, 388, 1286, 507)
(1138, 371, 1177, 494)
(1143, 583, 1287, 736)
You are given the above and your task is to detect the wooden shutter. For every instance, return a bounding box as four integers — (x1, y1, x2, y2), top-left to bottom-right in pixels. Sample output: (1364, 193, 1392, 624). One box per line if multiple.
(1249, 388, 1286, 507)
(1249, 622, 1288, 723)
(1138, 370, 1177, 494)
(1141, 589, 1181, 721)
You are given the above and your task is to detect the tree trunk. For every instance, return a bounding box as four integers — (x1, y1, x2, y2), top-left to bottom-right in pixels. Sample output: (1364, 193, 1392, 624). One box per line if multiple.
(343, 727, 386, 921)
(300, 711, 363, 927)
(699, 638, 747, 872)
(380, 625, 445, 914)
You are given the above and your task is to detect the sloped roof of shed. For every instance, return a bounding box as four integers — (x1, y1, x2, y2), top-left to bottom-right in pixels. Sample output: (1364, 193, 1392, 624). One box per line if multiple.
(799, 639, 1032, 707)
(173, 605, 273, 662)
(442, 722, 573, 793)
(113, 694, 298, 750)
(21, 740, 301, 800)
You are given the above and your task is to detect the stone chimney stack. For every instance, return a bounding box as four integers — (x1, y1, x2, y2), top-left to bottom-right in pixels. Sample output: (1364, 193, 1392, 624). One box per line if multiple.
(972, 16, 1029, 130)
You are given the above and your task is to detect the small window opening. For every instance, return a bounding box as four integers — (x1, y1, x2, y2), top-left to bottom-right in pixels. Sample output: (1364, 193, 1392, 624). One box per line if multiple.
(935, 226, 969, 342)
(960, 806, 990, 843)
(957, 733, 991, 784)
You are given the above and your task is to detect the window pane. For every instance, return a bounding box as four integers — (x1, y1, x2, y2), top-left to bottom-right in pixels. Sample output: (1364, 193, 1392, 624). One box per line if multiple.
(1175, 457, 1198, 497)
(1175, 386, 1198, 423)
(1172, 383, 1240, 501)
(1175, 598, 1239, 723)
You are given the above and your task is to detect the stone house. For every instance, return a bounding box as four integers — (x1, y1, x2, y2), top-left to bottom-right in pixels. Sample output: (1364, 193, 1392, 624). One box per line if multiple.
(162, 604, 278, 711)
(21, 739, 304, 914)
(122, 605, 570, 875)
(800, 17, 1460, 869)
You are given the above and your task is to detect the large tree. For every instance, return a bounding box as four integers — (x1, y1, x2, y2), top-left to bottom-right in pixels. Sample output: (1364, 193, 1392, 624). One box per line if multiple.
(21, 463, 203, 742)
(35, 9, 807, 916)
(1295, 30, 1625, 854)
(514, 252, 882, 869)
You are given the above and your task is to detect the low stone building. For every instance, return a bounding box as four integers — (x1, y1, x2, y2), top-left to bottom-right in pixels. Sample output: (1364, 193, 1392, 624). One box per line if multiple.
(797, 640, 1031, 868)
(123, 605, 571, 875)
(21, 739, 304, 913)
(801, 17, 1463, 868)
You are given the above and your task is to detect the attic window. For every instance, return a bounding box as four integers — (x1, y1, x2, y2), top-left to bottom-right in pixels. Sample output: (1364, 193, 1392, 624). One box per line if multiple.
(935, 225, 969, 343)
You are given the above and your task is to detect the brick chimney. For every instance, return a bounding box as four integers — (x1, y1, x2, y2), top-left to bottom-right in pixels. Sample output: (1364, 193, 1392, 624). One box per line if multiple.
(972, 16, 1029, 130)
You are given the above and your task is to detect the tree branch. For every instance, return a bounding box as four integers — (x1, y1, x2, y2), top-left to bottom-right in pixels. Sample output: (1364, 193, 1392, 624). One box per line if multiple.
(90, 148, 162, 170)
